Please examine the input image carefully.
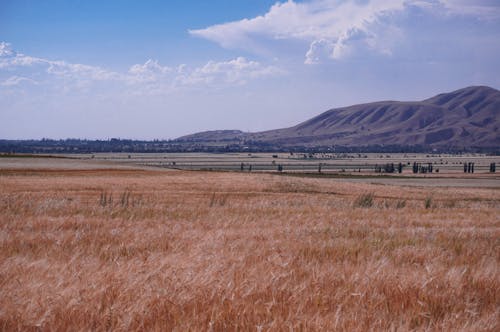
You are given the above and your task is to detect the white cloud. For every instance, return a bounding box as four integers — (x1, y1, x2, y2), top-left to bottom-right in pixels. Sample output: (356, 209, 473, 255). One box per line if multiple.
(177, 57, 283, 87)
(190, 0, 500, 64)
(128, 59, 172, 84)
(190, 0, 407, 63)
(46, 61, 120, 81)
(0, 42, 14, 57)
(125, 57, 283, 94)
(0, 45, 45, 69)
(0, 42, 283, 96)
(0, 43, 120, 83)
(305, 39, 335, 64)
(440, 0, 500, 19)
(1, 76, 38, 86)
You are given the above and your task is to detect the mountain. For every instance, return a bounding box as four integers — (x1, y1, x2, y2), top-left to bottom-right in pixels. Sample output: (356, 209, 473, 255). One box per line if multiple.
(177, 86, 500, 149)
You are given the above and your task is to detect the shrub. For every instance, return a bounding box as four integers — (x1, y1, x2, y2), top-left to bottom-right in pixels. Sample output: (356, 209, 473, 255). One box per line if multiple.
(353, 193, 374, 208)
(396, 200, 406, 209)
(209, 193, 228, 207)
(120, 191, 131, 208)
(424, 196, 433, 209)
(99, 191, 112, 207)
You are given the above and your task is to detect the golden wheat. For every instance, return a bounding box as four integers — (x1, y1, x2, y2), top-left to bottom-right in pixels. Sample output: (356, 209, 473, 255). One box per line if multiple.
(0, 169, 498, 331)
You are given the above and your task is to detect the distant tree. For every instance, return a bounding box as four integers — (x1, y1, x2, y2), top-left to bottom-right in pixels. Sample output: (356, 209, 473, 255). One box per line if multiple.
(384, 163, 395, 173)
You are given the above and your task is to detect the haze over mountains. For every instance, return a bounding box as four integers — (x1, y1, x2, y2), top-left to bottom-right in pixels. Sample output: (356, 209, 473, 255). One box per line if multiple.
(178, 86, 500, 149)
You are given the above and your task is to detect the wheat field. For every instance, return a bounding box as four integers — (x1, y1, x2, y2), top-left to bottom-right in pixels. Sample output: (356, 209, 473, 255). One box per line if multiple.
(0, 166, 499, 331)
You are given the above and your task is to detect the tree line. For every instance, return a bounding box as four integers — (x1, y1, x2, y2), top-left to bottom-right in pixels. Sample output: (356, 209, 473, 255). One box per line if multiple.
(0, 139, 498, 154)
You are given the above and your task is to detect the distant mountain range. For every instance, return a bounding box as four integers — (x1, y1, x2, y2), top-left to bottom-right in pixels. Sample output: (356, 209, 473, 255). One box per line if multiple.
(177, 86, 500, 149)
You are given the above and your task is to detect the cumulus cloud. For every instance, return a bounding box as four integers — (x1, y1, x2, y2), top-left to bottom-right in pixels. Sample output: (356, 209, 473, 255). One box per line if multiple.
(0, 42, 14, 57)
(176, 57, 283, 87)
(305, 39, 335, 64)
(0, 42, 283, 96)
(0, 42, 120, 83)
(190, 0, 500, 64)
(128, 59, 173, 84)
(0, 42, 45, 69)
(46, 61, 120, 81)
(190, 0, 407, 63)
(124, 57, 283, 94)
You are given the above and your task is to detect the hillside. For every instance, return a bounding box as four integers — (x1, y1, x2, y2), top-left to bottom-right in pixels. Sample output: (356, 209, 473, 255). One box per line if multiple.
(178, 86, 500, 149)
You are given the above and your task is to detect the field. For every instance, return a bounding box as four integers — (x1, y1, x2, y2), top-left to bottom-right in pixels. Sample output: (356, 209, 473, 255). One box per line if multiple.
(0, 156, 499, 331)
(69, 152, 500, 173)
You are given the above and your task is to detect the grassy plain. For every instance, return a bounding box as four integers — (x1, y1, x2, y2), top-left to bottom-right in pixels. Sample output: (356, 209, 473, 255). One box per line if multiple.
(0, 157, 499, 331)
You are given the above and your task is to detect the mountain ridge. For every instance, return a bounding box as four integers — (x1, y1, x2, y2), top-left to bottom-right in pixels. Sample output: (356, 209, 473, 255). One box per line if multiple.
(177, 86, 500, 149)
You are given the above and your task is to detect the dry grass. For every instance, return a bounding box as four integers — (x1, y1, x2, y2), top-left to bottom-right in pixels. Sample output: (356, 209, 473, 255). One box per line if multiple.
(0, 168, 499, 331)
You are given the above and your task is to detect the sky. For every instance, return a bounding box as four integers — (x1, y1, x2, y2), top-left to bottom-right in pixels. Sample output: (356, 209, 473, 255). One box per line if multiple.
(1, 0, 500, 139)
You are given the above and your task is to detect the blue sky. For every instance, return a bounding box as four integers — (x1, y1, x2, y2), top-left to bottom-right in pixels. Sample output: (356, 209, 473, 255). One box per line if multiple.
(1, 0, 500, 139)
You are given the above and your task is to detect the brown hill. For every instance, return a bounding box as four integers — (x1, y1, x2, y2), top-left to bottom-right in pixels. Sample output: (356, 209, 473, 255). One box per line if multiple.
(178, 86, 500, 148)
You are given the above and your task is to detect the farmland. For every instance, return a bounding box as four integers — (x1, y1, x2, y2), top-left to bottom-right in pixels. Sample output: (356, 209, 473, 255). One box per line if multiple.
(65, 151, 499, 173)
(0, 155, 499, 331)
